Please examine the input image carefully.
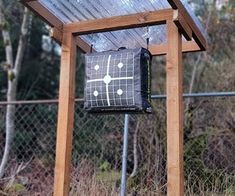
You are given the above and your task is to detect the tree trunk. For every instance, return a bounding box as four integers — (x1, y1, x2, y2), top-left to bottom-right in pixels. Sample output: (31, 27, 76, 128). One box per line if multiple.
(0, 3, 30, 178)
(130, 120, 139, 178)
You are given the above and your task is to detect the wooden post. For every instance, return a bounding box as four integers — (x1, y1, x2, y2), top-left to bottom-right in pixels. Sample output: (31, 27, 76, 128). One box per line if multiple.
(53, 32, 76, 196)
(166, 20, 184, 196)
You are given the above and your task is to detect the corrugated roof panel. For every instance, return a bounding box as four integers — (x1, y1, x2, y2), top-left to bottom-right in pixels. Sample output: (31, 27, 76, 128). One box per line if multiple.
(80, 25, 167, 51)
(38, 0, 205, 51)
(181, 0, 206, 36)
(39, 0, 171, 23)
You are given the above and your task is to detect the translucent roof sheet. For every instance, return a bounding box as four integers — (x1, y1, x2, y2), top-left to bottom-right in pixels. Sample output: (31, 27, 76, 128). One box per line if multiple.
(37, 0, 206, 51)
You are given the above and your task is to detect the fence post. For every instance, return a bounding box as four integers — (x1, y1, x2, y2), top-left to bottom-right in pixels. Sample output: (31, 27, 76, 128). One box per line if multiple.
(120, 114, 130, 196)
(53, 32, 76, 196)
(166, 20, 184, 196)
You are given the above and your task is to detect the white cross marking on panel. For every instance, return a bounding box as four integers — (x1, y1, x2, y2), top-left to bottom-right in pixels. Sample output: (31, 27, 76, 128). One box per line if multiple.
(94, 64, 99, 70)
(87, 76, 133, 83)
(106, 55, 111, 106)
(117, 89, 123, 95)
(118, 62, 124, 69)
(93, 90, 99, 97)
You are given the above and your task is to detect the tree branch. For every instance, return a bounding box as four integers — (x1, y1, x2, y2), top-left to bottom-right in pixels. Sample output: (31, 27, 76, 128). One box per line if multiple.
(0, 0, 13, 68)
(14, 7, 30, 84)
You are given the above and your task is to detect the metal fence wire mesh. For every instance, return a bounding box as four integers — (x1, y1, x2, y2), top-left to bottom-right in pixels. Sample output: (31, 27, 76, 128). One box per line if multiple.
(0, 97, 234, 195)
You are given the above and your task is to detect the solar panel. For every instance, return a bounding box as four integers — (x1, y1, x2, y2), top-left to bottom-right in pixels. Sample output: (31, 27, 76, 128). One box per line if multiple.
(84, 48, 152, 113)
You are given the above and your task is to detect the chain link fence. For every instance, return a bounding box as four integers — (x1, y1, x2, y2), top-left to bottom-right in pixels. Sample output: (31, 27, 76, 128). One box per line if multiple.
(0, 97, 234, 195)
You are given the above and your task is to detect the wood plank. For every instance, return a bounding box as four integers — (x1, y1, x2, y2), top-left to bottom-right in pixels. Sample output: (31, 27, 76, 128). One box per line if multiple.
(63, 9, 174, 35)
(166, 20, 184, 196)
(76, 36, 96, 53)
(149, 41, 200, 56)
(21, 0, 63, 30)
(167, 0, 206, 50)
(50, 28, 96, 53)
(173, 10, 192, 41)
(181, 41, 201, 53)
(51, 23, 196, 55)
(53, 32, 76, 196)
(49, 28, 62, 43)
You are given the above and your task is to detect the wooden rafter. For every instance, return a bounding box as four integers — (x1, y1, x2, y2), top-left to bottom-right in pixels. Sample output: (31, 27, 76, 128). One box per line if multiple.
(173, 10, 192, 41)
(21, 0, 63, 30)
(167, 0, 207, 50)
(50, 28, 96, 53)
(149, 41, 200, 56)
(21, 1, 94, 53)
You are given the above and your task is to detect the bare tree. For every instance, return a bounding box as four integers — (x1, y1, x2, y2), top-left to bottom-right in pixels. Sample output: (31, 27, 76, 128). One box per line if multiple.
(0, 1, 31, 178)
(184, 2, 212, 136)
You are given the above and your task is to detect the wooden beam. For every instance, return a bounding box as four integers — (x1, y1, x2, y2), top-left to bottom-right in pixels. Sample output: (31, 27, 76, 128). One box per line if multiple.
(167, 0, 206, 50)
(166, 20, 184, 196)
(63, 9, 175, 35)
(50, 28, 96, 53)
(50, 23, 197, 55)
(181, 41, 201, 53)
(149, 41, 200, 56)
(53, 32, 76, 196)
(49, 28, 62, 44)
(76, 36, 96, 53)
(51, 22, 196, 55)
(21, 0, 63, 30)
(173, 10, 192, 41)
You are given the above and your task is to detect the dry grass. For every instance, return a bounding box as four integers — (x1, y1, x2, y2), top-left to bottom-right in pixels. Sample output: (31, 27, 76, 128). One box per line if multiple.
(0, 158, 234, 195)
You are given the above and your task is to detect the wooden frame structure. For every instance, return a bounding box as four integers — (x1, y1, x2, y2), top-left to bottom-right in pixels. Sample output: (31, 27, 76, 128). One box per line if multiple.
(21, 1, 207, 196)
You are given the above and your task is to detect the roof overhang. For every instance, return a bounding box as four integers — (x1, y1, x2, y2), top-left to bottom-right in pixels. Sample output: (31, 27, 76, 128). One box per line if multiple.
(21, 0, 206, 55)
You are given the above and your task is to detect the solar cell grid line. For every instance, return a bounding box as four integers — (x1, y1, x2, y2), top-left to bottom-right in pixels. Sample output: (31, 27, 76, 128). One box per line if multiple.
(87, 56, 92, 107)
(98, 55, 103, 107)
(98, 55, 103, 105)
(129, 52, 134, 105)
(119, 53, 124, 106)
(122, 53, 127, 105)
(89, 55, 94, 107)
(119, 53, 123, 106)
(91, 56, 97, 106)
(117, 53, 122, 106)
(126, 52, 129, 105)
(91, 55, 99, 106)
(95, 56, 101, 106)
(94, 56, 98, 106)
(131, 57, 135, 105)
(109, 55, 114, 106)
(126, 53, 128, 105)
(131, 52, 135, 105)
(112, 55, 119, 106)
(100, 54, 105, 106)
